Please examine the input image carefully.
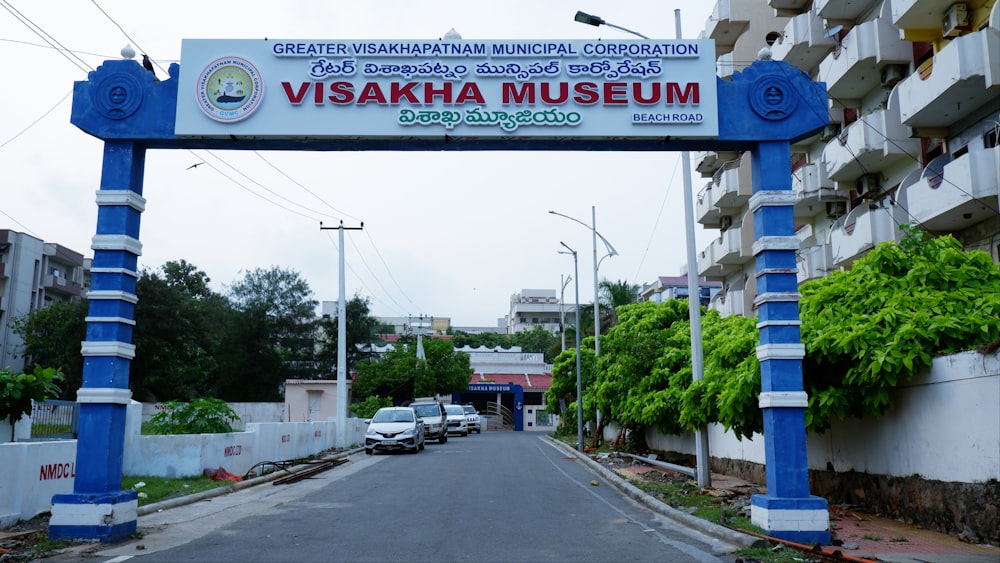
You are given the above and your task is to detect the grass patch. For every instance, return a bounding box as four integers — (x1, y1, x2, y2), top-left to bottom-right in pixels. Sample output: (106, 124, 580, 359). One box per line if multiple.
(735, 544, 819, 563)
(123, 475, 231, 506)
(862, 534, 883, 542)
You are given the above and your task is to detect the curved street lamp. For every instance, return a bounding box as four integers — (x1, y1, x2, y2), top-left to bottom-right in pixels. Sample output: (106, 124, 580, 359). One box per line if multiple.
(549, 207, 618, 357)
(573, 8, 710, 488)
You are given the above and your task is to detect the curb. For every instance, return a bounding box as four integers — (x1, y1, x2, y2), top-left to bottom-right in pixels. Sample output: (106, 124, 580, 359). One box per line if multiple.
(137, 448, 362, 517)
(544, 436, 760, 551)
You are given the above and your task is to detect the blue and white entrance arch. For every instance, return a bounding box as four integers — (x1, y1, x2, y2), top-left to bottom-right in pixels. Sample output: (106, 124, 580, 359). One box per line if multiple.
(52, 38, 830, 544)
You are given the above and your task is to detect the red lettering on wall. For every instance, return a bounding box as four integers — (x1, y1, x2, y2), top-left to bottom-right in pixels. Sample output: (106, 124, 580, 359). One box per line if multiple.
(39, 462, 76, 480)
(224, 445, 242, 457)
(281, 434, 291, 443)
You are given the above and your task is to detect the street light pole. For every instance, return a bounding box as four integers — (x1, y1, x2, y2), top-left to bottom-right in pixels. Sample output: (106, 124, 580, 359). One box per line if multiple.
(549, 208, 618, 357)
(560, 273, 572, 353)
(559, 242, 583, 453)
(573, 8, 710, 488)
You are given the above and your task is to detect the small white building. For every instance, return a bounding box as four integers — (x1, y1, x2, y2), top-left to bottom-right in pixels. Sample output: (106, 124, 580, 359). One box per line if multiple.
(284, 379, 351, 423)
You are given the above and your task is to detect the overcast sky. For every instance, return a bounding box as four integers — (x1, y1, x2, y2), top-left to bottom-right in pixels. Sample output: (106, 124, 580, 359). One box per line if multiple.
(1, 0, 719, 327)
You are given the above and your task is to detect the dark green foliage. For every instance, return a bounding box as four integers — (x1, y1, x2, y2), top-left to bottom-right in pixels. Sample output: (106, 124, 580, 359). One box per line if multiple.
(349, 395, 393, 419)
(315, 294, 383, 375)
(353, 338, 472, 404)
(0, 366, 63, 440)
(11, 300, 86, 399)
(145, 398, 239, 435)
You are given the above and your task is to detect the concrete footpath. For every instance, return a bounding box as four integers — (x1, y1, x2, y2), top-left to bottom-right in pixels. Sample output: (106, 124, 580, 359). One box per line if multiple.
(549, 439, 1000, 563)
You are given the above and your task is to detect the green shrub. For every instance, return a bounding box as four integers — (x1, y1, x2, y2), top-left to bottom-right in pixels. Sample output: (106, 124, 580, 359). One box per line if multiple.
(146, 398, 239, 434)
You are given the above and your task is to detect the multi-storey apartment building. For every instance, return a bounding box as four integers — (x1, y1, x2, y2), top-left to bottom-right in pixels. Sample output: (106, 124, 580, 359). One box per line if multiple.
(505, 288, 577, 335)
(0, 229, 87, 372)
(695, 0, 1000, 317)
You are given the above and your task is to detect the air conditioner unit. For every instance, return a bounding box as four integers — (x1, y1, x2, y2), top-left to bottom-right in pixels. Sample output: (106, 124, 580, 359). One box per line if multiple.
(880, 64, 906, 87)
(826, 201, 848, 217)
(856, 173, 881, 196)
(942, 3, 970, 38)
(720, 215, 733, 231)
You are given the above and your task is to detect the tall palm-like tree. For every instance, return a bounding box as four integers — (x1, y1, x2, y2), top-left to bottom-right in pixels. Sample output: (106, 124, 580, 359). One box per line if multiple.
(599, 279, 640, 330)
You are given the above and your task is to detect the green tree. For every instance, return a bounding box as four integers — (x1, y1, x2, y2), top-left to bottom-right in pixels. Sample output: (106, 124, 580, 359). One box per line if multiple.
(131, 263, 224, 401)
(353, 338, 472, 404)
(0, 366, 62, 441)
(11, 300, 87, 399)
(216, 267, 319, 400)
(599, 278, 640, 328)
(315, 294, 382, 377)
(512, 325, 559, 362)
(450, 331, 514, 349)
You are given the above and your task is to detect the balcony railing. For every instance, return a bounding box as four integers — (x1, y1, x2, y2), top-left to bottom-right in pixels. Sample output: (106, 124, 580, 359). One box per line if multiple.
(818, 18, 912, 104)
(821, 105, 920, 182)
(827, 204, 898, 267)
(897, 144, 1000, 232)
(891, 0, 954, 30)
(793, 162, 840, 217)
(771, 9, 838, 72)
(705, 0, 751, 56)
(768, 0, 810, 16)
(43, 274, 83, 297)
(816, 0, 878, 21)
(896, 28, 1000, 130)
(797, 244, 830, 283)
(696, 181, 722, 225)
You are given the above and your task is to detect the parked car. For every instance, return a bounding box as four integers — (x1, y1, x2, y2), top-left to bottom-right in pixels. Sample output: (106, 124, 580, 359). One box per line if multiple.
(364, 407, 425, 455)
(462, 404, 482, 434)
(444, 403, 469, 436)
(410, 400, 448, 443)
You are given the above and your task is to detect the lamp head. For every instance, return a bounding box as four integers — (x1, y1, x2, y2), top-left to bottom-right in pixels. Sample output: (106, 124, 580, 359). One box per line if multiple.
(574, 11, 604, 27)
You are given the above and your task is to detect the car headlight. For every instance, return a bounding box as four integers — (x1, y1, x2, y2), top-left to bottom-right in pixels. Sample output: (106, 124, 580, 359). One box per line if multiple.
(365, 427, 377, 436)
(399, 427, 414, 437)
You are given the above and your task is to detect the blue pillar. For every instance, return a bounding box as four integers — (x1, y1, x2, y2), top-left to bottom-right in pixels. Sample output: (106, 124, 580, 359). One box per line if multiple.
(748, 140, 829, 544)
(49, 141, 144, 542)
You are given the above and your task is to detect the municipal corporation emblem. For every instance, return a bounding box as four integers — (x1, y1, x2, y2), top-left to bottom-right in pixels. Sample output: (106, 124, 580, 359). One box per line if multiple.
(196, 56, 264, 122)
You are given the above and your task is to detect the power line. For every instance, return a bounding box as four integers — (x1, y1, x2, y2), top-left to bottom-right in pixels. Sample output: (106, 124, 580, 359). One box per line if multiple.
(0, 90, 71, 150)
(0, 0, 93, 74)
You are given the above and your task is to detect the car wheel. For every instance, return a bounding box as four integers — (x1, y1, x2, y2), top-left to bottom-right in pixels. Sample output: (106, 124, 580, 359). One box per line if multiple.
(365, 448, 373, 455)
(462, 430, 468, 436)
(440, 433, 448, 443)
(418, 440, 425, 451)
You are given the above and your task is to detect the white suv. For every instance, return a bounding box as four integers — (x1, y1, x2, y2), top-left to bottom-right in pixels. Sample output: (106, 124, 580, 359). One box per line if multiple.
(462, 404, 482, 434)
(410, 401, 448, 443)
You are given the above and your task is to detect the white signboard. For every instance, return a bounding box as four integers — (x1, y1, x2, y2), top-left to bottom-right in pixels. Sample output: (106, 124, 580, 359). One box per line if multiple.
(175, 39, 718, 140)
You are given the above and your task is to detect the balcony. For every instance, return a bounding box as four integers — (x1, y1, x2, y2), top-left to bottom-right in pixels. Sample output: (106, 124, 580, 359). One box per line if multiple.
(43, 274, 83, 297)
(771, 9, 838, 72)
(897, 144, 1000, 232)
(694, 150, 741, 177)
(797, 244, 831, 283)
(717, 52, 736, 80)
(827, 204, 898, 267)
(705, 0, 751, 56)
(697, 224, 753, 277)
(896, 28, 1000, 131)
(697, 181, 721, 225)
(816, 0, 878, 21)
(793, 162, 841, 217)
(891, 0, 955, 31)
(821, 105, 920, 182)
(818, 18, 912, 105)
(769, 0, 811, 16)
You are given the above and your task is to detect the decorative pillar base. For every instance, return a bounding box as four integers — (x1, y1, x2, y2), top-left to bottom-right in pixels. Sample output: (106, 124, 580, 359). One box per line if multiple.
(751, 494, 830, 545)
(49, 490, 138, 542)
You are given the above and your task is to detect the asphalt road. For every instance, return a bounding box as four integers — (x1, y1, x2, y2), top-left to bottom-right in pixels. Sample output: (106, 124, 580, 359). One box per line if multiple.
(53, 432, 739, 562)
